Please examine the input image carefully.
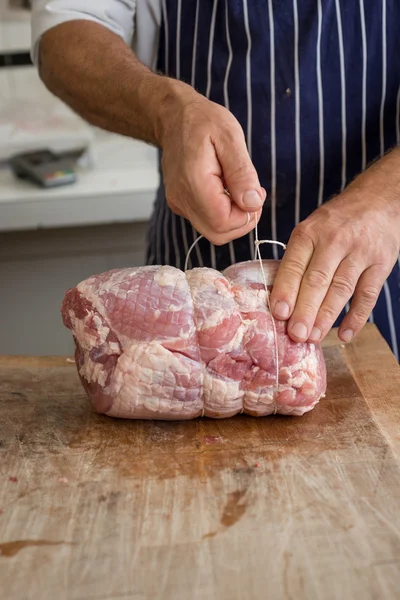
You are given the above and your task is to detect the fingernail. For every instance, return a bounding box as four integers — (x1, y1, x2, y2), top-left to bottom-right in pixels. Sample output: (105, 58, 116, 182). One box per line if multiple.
(274, 301, 290, 319)
(310, 326, 322, 342)
(243, 190, 263, 208)
(341, 329, 353, 343)
(290, 322, 308, 340)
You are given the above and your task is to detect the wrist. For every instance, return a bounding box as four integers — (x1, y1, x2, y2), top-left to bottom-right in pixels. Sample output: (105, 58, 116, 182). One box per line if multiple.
(348, 146, 400, 215)
(380, 147, 400, 220)
(145, 77, 201, 147)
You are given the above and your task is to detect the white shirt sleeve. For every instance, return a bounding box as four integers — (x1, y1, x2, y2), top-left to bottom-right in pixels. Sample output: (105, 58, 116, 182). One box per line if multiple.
(31, 0, 137, 65)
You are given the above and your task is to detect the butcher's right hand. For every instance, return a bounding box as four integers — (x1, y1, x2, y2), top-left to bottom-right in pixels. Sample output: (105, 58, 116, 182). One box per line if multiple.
(155, 81, 266, 245)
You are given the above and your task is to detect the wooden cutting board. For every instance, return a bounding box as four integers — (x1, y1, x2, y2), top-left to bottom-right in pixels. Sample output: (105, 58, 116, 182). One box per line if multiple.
(0, 324, 399, 600)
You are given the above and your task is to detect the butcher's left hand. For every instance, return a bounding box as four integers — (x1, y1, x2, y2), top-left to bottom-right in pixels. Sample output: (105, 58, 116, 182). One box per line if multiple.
(270, 147, 400, 344)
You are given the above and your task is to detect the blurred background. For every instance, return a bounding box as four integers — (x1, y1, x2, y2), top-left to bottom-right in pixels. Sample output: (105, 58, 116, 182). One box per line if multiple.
(0, 0, 160, 355)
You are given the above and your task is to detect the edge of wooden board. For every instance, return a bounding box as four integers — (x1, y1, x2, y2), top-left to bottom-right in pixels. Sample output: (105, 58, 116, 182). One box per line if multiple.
(0, 355, 75, 368)
(325, 324, 400, 457)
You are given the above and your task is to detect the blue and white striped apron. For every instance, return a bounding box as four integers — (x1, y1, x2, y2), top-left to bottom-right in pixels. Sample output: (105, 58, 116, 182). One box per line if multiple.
(146, 0, 400, 359)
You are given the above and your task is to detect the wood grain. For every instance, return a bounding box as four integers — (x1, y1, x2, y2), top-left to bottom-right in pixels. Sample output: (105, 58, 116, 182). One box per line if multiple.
(0, 325, 399, 600)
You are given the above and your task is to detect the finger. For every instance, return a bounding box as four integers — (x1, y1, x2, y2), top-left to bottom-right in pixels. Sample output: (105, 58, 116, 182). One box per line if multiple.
(270, 225, 315, 322)
(307, 256, 363, 343)
(214, 127, 265, 212)
(188, 204, 262, 246)
(192, 173, 249, 225)
(188, 170, 262, 239)
(286, 245, 346, 342)
(168, 138, 263, 244)
(337, 266, 386, 343)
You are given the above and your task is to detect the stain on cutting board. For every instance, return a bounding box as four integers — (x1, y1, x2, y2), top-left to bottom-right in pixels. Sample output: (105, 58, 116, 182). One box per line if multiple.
(0, 540, 71, 558)
(220, 489, 248, 528)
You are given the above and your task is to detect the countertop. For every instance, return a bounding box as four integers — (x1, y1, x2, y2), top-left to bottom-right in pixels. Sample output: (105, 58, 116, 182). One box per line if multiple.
(0, 325, 399, 600)
(0, 133, 160, 231)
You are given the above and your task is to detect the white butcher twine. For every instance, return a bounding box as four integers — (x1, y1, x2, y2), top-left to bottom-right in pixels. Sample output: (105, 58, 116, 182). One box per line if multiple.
(184, 212, 287, 406)
(253, 214, 287, 402)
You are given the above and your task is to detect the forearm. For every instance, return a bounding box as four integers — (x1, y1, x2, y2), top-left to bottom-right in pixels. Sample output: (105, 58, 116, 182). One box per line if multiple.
(343, 145, 400, 232)
(38, 19, 265, 247)
(39, 20, 196, 146)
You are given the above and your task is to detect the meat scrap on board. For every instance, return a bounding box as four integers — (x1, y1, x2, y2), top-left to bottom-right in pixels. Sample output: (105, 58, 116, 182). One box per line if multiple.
(61, 260, 327, 420)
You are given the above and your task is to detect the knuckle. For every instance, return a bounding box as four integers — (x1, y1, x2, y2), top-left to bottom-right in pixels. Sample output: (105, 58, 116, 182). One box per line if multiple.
(279, 261, 305, 284)
(293, 301, 316, 317)
(376, 253, 396, 274)
(305, 268, 331, 290)
(357, 284, 380, 306)
(290, 224, 315, 249)
(326, 229, 344, 246)
(317, 305, 339, 323)
(386, 240, 400, 261)
(225, 162, 257, 184)
(347, 291, 380, 326)
(330, 274, 356, 298)
(347, 310, 369, 327)
(221, 117, 245, 141)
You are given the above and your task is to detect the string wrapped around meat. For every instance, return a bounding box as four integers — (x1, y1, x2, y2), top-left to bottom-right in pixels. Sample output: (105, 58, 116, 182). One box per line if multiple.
(62, 260, 327, 420)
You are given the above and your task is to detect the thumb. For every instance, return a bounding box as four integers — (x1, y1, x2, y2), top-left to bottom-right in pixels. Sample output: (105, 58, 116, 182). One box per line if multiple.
(215, 128, 266, 212)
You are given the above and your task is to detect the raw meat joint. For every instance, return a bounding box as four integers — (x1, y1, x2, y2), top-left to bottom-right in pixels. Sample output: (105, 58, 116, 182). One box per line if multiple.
(61, 260, 327, 420)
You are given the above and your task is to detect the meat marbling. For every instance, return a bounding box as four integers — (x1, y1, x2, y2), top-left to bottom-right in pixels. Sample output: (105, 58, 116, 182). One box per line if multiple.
(62, 260, 327, 420)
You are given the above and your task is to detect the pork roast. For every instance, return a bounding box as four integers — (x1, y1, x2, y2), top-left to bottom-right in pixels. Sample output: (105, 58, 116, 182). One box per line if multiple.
(61, 260, 327, 420)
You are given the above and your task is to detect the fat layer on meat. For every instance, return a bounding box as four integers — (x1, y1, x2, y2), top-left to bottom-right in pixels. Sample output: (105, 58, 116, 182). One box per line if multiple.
(62, 260, 327, 419)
